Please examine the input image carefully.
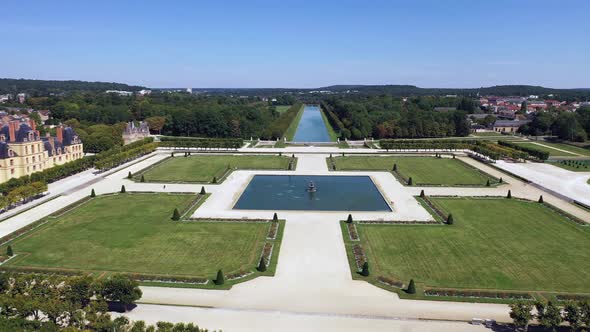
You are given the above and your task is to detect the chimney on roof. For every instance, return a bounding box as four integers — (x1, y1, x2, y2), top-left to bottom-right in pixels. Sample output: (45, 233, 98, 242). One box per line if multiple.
(29, 118, 36, 131)
(8, 121, 16, 142)
(56, 126, 63, 144)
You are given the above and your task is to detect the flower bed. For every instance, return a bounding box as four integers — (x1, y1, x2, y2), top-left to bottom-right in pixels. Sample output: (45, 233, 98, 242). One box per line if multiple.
(359, 220, 439, 225)
(125, 273, 208, 285)
(267, 222, 278, 240)
(555, 294, 590, 302)
(0, 265, 85, 276)
(347, 222, 359, 241)
(421, 196, 448, 221)
(226, 270, 254, 281)
(260, 242, 273, 265)
(377, 276, 404, 289)
(424, 288, 533, 300)
(352, 244, 366, 270)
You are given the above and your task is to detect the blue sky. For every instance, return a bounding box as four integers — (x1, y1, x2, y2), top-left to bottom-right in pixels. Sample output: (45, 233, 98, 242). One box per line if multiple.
(1, 0, 589, 88)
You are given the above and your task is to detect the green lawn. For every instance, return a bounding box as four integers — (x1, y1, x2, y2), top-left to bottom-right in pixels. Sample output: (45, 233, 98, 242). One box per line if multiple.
(548, 159, 590, 172)
(139, 155, 293, 183)
(351, 198, 590, 294)
(531, 141, 590, 157)
(5, 194, 278, 283)
(319, 107, 339, 142)
(512, 142, 579, 157)
(275, 105, 291, 114)
(331, 156, 496, 186)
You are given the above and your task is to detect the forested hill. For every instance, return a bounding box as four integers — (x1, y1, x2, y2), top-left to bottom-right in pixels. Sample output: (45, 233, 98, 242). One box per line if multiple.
(0, 78, 145, 96)
(318, 85, 590, 100)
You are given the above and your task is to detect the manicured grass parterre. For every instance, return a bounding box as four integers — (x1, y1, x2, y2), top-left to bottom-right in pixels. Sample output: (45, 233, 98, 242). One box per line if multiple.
(517, 141, 590, 157)
(275, 105, 291, 114)
(330, 156, 497, 186)
(138, 155, 294, 183)
(549, 159, 590, 172)
(4, 193, 283, 287)
(345, 197, 590, 297)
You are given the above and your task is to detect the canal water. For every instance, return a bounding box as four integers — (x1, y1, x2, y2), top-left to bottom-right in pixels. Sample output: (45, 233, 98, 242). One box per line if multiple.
(233, 175, 391, 211)
(292, 105, 332, 142)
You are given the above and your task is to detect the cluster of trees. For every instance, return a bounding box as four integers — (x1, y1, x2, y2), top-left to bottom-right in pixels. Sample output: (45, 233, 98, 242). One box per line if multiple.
(322, 95, 470, 140)
(0, 273, 147, 331)
(519, 107, 590, 142)
(0, 181, 47, 210)
(29, 92, 279, 140)
(260, 103, 303, 139)
(510, 300, 590, 331)
(94, 138, 157, 171)
(498, 140, 549, 160)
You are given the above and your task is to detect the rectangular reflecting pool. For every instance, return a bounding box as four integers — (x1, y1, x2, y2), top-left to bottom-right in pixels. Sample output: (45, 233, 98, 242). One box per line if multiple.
(233, 175, 391, 211)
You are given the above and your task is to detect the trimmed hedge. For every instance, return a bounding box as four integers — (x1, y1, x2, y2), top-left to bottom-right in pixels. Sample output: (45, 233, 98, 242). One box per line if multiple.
(498, 140, 549, 160)
(159, 136, 243, 150)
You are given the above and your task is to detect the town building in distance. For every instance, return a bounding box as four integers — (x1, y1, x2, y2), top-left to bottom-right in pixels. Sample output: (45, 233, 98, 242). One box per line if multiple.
(122, 121, 150, 145)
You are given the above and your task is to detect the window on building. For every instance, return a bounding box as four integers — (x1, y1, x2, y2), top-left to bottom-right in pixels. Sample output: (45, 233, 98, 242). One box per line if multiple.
(10, 169, 14, 175)
(9, 159, 13, 166)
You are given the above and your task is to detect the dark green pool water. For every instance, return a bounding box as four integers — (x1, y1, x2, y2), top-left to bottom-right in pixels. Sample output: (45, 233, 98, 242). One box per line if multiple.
(233, 175, 391, 211)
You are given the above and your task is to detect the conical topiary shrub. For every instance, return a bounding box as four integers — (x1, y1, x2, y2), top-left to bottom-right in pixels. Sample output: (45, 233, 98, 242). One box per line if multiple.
(215, 269, 225, 285)
(407, 177, 413, 186)
(6, 245, 13, 257)
(538, 195, 544, 203)
(486, 179, 490, 187)
(499, 177, 503, 183)
(446, 214, 454, 225)
(360, 261, 370, 277)
(407, 279, 416, 294)
(419, 190, 425, 198)
(127, 171, 132, 179)
(120, 185, 126, 194)
(212, 176, 217, 184)
(90, 188, 96, 198)
(200, 186, 206, 195)
(273, 213, 278, 222)
(507, 190, 511, 199)
(171, 208, 180, 221)
(257, 257, 267, 272)
(140, 175, 145, 183)
(393, 163, 397, 172)
(346, 214, 353, 224)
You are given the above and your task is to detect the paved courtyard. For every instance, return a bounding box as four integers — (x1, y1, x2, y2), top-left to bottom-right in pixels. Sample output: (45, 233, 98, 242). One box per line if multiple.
(2, 147, 589, 331)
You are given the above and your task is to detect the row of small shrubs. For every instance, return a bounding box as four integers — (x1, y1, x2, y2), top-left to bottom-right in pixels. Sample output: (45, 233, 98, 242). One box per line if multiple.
(352, 244, 366, 270)
(267, 222, 278, 240)
(498, 141, 549, 160)
(359, 219, 439, 225)
(424, 288, 534, 300)
(347, 222, 359, 241)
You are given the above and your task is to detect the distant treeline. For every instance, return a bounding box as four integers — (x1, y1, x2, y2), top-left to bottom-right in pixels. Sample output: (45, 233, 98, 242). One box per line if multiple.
(322, 95, 471, 140)
(0, 78, 144, 96)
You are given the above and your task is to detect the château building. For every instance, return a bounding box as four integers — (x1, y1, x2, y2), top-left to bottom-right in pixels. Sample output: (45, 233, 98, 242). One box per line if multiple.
(0, 119, 83, 183)
(122, 121, 150, 145)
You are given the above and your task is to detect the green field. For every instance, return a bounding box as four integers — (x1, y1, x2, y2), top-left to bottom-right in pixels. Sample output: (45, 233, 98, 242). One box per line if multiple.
(349, 197, 590, 295)
(5, 194, 280, 284)
(275, 105, 291, 114)
(518, 142, 590, 157)
(331, 156, 496, 186)
(549, 159, 590, 172)
(139, 155, 293, 183)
